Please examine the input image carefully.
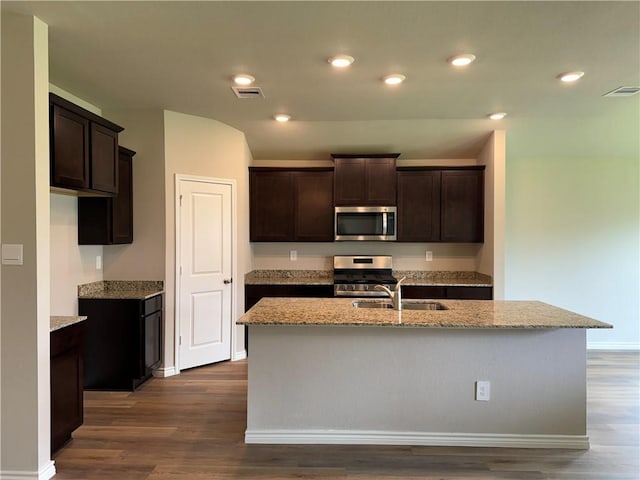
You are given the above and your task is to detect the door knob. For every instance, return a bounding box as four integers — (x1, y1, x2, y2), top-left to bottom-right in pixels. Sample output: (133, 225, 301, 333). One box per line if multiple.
(223, 278, 233, 284)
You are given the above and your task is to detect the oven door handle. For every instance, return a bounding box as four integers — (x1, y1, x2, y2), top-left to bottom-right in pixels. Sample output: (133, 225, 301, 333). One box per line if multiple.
(382, 212, 388, 235)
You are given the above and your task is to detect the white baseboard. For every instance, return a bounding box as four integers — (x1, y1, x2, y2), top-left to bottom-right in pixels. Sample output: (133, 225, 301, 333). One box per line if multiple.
(0, 460, 56, 480)
(153, 366, 177, 378)
(587, 342, 640, 351)
(245, 429, 590, 450)
(233, 349, 247, 361)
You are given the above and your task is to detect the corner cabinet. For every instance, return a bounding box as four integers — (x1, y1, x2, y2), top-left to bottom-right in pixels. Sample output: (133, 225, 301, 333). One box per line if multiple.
(78, 146, 135, 244)
(49, 93, 124, 195)
(79, 294, 162, 391)
(397, 166, 484, 243)
(333, 154, 399, 206)
(250, 167, 334, 242)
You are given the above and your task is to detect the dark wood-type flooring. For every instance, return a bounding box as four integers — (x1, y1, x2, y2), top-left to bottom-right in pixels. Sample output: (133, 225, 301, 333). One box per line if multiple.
(53, 351, 639, 479)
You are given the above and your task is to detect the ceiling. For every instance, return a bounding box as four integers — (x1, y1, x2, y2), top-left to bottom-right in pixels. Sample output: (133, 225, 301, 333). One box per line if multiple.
(2, 1, 639, 160)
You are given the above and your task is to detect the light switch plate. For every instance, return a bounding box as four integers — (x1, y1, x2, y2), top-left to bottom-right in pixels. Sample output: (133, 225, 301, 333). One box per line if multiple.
(2, 244, 24, 265)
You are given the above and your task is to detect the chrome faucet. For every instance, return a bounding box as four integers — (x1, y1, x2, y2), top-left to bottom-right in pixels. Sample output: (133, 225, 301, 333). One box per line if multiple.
(375, 277, 406, 310)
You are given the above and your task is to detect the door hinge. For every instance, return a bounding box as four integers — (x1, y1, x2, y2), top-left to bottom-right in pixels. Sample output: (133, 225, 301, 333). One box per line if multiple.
(179, 335, 182, 346)
(179, 194, 183, 206)
(180, 265, 182, 275)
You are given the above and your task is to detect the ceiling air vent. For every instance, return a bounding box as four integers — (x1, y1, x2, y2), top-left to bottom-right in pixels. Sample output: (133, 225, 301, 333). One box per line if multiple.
(603, 86, 640, 97)
(231, 86, 265, 99)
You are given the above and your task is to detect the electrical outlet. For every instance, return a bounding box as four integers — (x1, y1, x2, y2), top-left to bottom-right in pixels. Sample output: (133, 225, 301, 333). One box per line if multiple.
(289, 250, 298, 261)
(96, 255, 102, 270)
(425, 251, 433, 262)
(475, 380, 490, 401)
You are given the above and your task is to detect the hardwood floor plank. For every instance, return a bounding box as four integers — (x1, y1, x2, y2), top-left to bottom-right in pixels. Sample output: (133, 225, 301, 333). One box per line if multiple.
(53, 352, 639, 480)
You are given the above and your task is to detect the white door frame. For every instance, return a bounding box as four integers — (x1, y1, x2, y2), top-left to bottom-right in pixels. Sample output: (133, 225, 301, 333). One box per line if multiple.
(174, 174, 239, 375)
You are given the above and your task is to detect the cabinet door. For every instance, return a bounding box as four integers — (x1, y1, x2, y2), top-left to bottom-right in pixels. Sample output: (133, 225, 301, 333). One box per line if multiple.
(250, 170, 294, 241)
(90, 123, 119, 194)
(51, 105, 90, 189)
(334, 158, 366, 205)
(143, 311, 162, 376)
(111, 150, 133, 244)
(397, 171, 441, 241)
(441, 170, 484, 243)
(50, 323, 84, 454)
(294, 171, 334, 241)
(366, 157, 396, 205)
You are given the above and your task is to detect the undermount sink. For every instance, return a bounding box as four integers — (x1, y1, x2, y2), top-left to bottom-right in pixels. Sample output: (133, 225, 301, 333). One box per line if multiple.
(352, 301, 448, 310)
(352, 301, 394, 309)
(402, 301, 448, 311)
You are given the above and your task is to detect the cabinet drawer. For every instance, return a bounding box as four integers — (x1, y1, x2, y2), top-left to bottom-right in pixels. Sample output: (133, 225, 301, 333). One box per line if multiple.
(143, 294, 163, 316)
(402, 286, 446, 299)
(51, 322, 84, 357)
(446, 286, 493, 300)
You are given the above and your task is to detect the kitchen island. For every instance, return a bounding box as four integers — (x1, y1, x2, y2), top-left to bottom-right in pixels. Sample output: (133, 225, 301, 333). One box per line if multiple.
(238, 298, 611, 449)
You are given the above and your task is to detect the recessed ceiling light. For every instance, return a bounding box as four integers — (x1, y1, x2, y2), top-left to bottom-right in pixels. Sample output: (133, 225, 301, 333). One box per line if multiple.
(274, 114, 291, 122)
(233, 74, 255, 86)
(558, 71, 584, 83)
(328, 55, 355, 68)
(488, 112, 507, 120)
(383, 74, 406, 85)
(448, 54, 476, 67)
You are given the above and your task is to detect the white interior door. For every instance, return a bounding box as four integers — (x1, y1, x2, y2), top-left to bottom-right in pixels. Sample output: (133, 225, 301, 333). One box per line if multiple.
(178, 178, 232, 370)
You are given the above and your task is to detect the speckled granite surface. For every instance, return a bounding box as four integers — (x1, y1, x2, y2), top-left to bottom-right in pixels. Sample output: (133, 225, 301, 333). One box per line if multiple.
(78, 280, 164, 300)
(396, 271, 492, 286)
(245, 270, 492, 287)
(245, 270, 333, 285)
(238, 297, 611, 329)
(50, 316, 87, 332)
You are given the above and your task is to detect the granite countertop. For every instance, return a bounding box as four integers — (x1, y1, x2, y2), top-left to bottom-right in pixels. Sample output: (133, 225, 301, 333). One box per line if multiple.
(244, 270, 492, 287)
(50, 315, 87, 332)
(245, 270, 333, 285)
(78, 280, 164, 300)
(237, 297, 612, 329)
(396, 271, 492, 286)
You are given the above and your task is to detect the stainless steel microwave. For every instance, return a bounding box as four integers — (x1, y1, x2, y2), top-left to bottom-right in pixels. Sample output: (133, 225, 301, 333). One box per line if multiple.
(334, 206, 397, 241)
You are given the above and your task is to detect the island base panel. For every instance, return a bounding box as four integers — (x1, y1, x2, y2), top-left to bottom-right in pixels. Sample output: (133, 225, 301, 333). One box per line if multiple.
(246, 326, 588, 449)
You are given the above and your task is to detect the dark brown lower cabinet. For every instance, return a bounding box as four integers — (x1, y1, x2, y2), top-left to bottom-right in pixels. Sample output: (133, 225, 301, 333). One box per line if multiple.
(244, 284, 335, 352)
(245, 284, 335, 311)
(79, 294, 162, 391)
(51, 322, 84, 455)
(403, 285, 493, 300)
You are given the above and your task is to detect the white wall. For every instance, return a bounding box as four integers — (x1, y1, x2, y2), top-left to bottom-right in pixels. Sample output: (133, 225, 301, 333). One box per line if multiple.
(1, 13, 54, 477)
(163, 110, 252, 366)
(252, 243, 481, 271)
(506, 154, 639, 349)
(476, 131, 506, 299)
(101, 109, 166, 282)
(50, 194, 103, 315)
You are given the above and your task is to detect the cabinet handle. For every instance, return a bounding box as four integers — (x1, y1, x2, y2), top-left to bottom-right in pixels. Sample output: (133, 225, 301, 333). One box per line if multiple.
(224, 278, 233, 284)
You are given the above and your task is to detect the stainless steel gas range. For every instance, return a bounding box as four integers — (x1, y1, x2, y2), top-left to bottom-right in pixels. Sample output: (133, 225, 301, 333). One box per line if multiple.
(333, 255, 398, 297)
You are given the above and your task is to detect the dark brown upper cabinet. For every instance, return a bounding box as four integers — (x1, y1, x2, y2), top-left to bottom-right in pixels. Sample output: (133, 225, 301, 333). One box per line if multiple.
(78, 147, 135, 245)
(397, 170, 441, 242)
(50, 93, 124, 195)
(441, 169, 484, 243)
(397, 166, 484, 243)
(250, 167, 334, 242)
(332, 154, 399, 206)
